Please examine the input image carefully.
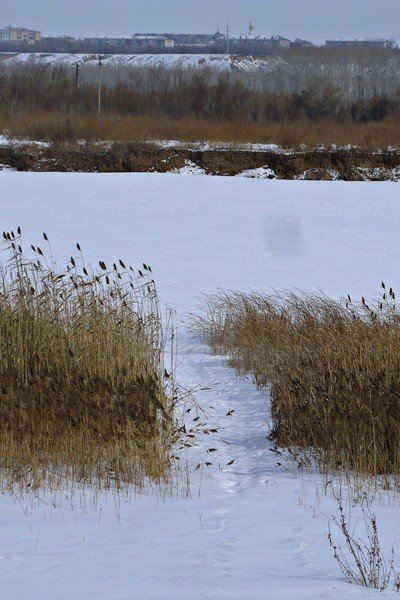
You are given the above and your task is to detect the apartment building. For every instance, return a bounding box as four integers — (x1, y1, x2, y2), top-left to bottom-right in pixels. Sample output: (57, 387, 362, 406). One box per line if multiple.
(131, 35, 175, 49)
(0, 26, 41, 44)
(82, 35, 175, 50)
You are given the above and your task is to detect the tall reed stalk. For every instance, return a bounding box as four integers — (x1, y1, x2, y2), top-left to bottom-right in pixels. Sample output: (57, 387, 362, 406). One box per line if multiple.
(197, 289, 400, 483)
(0, 229, 174, 493)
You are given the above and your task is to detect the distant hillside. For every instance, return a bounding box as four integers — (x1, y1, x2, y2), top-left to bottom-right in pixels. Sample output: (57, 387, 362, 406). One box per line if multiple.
(2, 50, 400, 100)
(0, 52, 284, 72)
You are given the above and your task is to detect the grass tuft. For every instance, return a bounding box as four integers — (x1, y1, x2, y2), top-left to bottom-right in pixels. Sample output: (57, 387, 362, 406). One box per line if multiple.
(196, 289, 400, 482)
(0, 230, 175, 493)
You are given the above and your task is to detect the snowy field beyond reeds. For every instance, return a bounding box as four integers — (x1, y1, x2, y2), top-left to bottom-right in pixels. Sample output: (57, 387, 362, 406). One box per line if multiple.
(1, 172, 400, 598)
(0, 52, 284, 72)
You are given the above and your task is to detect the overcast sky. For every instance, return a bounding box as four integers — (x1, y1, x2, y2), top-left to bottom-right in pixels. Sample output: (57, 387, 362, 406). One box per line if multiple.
(2, 0, 399, 43)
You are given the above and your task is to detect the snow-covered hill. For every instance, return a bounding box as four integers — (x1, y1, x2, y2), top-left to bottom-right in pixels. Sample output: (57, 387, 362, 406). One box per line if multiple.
(0, 52, 284, 72)
(0, 52, 284, 71)
(3, 51, 400, 102)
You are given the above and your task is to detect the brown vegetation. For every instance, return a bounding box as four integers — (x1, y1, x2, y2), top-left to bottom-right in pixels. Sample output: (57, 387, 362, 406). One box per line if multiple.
(1, 61, 400, 150)
(197, 289, 400, 482)
(0, 229, 175, 493)
(3, 110, 400, 150)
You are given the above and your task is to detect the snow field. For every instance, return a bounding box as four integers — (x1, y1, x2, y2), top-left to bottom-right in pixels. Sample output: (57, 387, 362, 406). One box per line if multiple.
(0, 172, 400, 598)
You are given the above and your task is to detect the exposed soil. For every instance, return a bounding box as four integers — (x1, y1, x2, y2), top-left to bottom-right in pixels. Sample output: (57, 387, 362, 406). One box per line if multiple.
(1, 143, 400, 180)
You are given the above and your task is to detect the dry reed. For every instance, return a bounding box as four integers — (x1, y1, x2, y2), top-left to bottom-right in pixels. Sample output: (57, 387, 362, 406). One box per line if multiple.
(0, 229, 175, 493)
(197, 288, 400, 482)
(3, 111, 400, 150)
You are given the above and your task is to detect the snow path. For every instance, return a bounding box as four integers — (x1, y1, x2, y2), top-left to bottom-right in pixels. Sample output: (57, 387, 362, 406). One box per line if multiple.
(0, 172, 399, 598)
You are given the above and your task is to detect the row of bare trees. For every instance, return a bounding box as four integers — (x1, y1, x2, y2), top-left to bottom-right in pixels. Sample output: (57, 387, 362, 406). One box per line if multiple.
(1, 59, 400, 124)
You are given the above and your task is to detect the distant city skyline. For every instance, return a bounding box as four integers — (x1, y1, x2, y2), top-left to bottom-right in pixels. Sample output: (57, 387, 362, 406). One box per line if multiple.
(2, 0, 399, 44)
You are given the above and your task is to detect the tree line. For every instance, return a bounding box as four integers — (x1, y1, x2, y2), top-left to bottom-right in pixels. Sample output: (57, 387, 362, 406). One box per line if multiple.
(1, 60, 400, 125)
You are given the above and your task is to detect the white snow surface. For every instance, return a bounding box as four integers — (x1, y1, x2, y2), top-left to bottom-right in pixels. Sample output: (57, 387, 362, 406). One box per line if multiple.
(170, 159, 206, 175)
(154, 139, 282, 152)
(0, 52, 284, 72)
(0, 172, 400, 599)
(237, 165, 276, 179)
(0, 134, 283, 153)
(0, 134, 50, 148)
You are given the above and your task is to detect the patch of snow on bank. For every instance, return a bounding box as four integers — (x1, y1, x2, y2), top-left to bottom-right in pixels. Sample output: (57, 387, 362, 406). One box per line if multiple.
(0, 134, 50, 148)
(170, 159, 206, 175)
(152, 139, 282, 152)
(296, 168, 341, 181)
(355, 166, 400, 181)
(237, 165, 276, 179)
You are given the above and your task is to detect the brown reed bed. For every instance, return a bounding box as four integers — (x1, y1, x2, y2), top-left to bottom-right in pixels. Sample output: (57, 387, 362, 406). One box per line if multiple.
(0, 229, 176, 494)
(196, 288, 400, 483)
(2, 110, 400, 151)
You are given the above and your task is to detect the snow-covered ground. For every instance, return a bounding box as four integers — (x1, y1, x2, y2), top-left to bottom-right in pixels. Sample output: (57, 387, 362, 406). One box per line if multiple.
(0, 52, 284, 72)
(237, 165, 276, 178)
(170, 159, 206, 175)
(0, 134, 50, 148)
(0, 134, 283, 153)
(0, 172, 400, 599)
(154, 139, 282, 152)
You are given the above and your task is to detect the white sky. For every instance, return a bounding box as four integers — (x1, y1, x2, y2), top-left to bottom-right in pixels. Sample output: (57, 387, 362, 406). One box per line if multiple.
(1, 0, 399, 44)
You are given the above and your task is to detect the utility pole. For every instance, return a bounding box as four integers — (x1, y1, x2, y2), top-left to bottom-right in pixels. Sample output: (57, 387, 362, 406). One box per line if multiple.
(75, 62, 79, 92)
(72, 61, 80, 109)
(8, 97, 17, 135)
(226, 24, 230, 55)
(97, 56, 103, 117)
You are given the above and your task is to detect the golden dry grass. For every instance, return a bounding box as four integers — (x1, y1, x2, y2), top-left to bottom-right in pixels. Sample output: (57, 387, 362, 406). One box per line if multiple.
(0, 229, 175, 494)
(197, 289, 400, 482)
(2, 110, 400, 150)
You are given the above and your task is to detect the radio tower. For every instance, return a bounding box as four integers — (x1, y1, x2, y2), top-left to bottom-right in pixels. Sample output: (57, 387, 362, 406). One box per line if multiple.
(248, 20, 254, 36)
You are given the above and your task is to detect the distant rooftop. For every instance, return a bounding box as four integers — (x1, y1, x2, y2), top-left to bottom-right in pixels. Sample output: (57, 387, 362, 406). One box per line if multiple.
(1, 26, 40, 31)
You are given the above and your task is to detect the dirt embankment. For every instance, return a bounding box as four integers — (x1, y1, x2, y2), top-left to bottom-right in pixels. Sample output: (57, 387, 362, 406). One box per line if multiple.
(1, 144, 400, 180)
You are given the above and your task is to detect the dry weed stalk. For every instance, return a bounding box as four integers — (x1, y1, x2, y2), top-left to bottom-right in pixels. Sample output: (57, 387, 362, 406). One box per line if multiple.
(0, 229, 175, 493)
(196, 288, 400, 482)
(327, 489, 400, 591)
